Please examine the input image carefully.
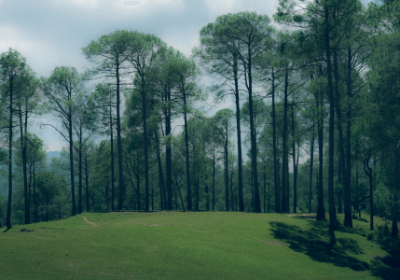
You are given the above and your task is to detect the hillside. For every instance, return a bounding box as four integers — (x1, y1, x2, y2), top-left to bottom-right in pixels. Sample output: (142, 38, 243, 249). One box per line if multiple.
(0, 212, 398, 280)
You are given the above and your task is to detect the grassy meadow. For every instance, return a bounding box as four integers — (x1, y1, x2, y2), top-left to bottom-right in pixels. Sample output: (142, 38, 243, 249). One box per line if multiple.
(0, 211, 399, 280)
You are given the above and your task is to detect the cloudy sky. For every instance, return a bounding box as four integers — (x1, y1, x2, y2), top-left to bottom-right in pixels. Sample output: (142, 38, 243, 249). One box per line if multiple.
(0, 0, 281, 151)
(0, 0, 371, 151)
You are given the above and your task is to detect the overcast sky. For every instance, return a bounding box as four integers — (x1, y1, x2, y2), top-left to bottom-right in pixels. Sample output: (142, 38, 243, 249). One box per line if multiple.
(0, 0, 372, 151)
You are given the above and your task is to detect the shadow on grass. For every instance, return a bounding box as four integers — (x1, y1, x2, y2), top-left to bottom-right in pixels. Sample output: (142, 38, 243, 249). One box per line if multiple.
(371, 237, 400, 280)
(270, 221, 369, 271)
(270, 221, 400, 280)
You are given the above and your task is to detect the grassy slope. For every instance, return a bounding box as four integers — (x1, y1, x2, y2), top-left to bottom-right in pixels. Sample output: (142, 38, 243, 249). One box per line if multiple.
(0, 212, 397, 280)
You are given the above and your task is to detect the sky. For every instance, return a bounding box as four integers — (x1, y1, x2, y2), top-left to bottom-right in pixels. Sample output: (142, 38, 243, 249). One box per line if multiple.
(0, 0, 282, 151)
(0, 0, 372, 152)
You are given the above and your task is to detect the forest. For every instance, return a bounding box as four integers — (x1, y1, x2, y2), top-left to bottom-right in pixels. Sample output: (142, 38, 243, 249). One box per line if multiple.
(0, 0, 399, 248)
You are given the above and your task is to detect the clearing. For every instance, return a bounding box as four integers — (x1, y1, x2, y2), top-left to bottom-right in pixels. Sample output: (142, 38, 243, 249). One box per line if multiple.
(0, 212, 398, 280)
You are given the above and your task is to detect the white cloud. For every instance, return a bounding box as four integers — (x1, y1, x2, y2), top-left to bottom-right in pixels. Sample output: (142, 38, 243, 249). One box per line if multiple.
(111, 0, 185, 14)
(205, 0, 237, 14)
(162, 33, 199, 57)
(55, 0, 98, 9)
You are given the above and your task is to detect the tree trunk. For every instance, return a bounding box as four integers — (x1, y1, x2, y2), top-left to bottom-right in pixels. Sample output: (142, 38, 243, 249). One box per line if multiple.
(136, 166, 141, 211)
(33, 161, 37, 223)
(282, 70, 289, 213)
(69, 107, 76, 216)
(212, 152, 216, 210)
(116, 58, 125, 211)
(194, 145, 200, 211)
(183, 94, 192, 211)
(205, 175, 209, 211)
(166, 87, 172, 210)
(324, 4, 337, 245)
(225, 138, 229, 212)
(141, 76, 150, 211)
(85, 154, 90, 212)
(271, 72, 280, 214)
(155, 130, 166, 210)
(309, 127, 315, 213)
(363, 154, 373, 230)
(264, 165, 267, 213)
(6, 77, 14, 230)
(78, 126, 83, 214)
(110, 100, 115, 211)
(174, 174, 186, 212)
(233, 54, 244, 212)
(316, 87, 326, 221)
(345, 45, 353, 228)
(19, 103, 29, 224)
(291, 101, 297, 213)
(247, 52, 261, 213)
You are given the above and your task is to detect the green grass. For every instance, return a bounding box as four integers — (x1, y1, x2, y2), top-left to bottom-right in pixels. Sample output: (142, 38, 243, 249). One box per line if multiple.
(0, 212, 398, 280)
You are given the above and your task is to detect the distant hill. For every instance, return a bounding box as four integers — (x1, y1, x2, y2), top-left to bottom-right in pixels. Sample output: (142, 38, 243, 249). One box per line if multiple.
(0, 151, 61, 197)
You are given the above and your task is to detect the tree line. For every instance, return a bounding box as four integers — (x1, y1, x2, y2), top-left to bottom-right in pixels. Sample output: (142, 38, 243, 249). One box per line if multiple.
(0, 0, 399, 244)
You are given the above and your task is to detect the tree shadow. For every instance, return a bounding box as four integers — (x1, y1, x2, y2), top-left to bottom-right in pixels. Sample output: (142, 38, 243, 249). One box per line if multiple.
(270, 221, 400, 279)
(370, 237, 400, 280)
(269, 221, 369, 271)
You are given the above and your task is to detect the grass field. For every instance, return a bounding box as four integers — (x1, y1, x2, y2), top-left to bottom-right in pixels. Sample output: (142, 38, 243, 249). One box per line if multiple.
(0, 212, 399, 280)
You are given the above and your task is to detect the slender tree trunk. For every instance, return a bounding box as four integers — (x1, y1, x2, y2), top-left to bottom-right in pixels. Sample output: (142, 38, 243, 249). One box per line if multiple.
(233, 55, 244, 212)
(19, 104, 29, 224)
(141, 76, 150, 211)
(106, 179, 109, 210)
(267, 182, 271, 213)
(28, 165, 32, 222)
(110, 105, 115, 211)
(282, 70, 289, 213)
(183, 94, 192, 211)
(230, 172, 234, 211)
(194, 146, 200, 211)
(363, 154, 373, 230)
(338, 192, 343, 214)
(309, 127, 315, 213)
(33, 161, 37, 223)
(291, 101, 298, 213)
(345, 46, 353, 228)
(247, 53, 261, 213)
(316, 88, 326, 221)
(136, 167, 141, 211)
(212, 152, 216, 210)
(272, 71, 280, 214)
(392, 153, 399, 238)
(6, 77, 14, 230)
(78, 126, 83, 214)
(166, 88, 172, 210)
(264, 165, 267, 213)
(155, 130, 166, 210)
(277, 154, 281, 213)
(175, 191, 177, 210)
(225, 138, 229, 212)
(24, 96, 30, 223)
(85, 155, 90, 212)
(68, 109, 76, 216)
(324, 5, 337, 245)
(174, 174, 186, 212)
(116, 59, 125, 211)
(205, 174, 209, 211)
(338, 156, 343, 214)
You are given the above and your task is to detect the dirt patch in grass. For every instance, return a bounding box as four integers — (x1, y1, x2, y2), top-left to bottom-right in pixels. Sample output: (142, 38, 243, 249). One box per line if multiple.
(79, 215, 98, 227)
